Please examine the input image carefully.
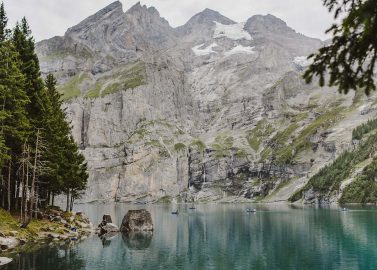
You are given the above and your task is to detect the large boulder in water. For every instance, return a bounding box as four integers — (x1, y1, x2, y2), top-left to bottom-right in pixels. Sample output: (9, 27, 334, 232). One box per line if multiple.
(120, 210, 153, 233)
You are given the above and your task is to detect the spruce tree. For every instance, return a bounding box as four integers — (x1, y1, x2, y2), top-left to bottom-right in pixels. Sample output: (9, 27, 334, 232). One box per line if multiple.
(0, 2, 9, 42)
(12, 18, 47, 126)
(63, 135, 88, 211)
(0, 41, 30, 209)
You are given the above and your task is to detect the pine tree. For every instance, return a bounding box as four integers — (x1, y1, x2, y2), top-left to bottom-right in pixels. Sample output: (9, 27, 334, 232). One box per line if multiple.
(43, 74, 88, 210)
(12, 18, 47, 126)
(0, 2, 9, 42)
(0, 3, 89, 214)
(42, 74, 69, 203)
(63, 135, 88, 211)
(0, 41, 30, 209)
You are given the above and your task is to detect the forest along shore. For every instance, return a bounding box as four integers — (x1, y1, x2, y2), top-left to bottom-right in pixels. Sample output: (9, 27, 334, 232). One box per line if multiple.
(0, 207, 93, 256)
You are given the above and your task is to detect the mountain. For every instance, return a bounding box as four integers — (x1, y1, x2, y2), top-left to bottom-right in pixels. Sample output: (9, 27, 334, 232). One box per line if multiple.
(36, 1, 377, 204)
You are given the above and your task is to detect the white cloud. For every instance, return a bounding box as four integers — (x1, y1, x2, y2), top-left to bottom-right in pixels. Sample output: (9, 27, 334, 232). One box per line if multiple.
(3, 0, 334, 41)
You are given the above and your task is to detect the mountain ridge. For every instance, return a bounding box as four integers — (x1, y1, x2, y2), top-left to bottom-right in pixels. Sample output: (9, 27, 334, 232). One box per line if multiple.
(35, 1, 377, 204)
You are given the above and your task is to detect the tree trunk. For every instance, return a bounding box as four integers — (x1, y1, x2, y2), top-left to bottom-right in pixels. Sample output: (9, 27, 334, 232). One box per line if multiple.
(66, 190, 70, 212)
(70, 194, 74, 212)
(1, 170, 4, 208)
(47, 191, 50, 207)
(7, 160, 11, 212)
(20, 157, 25, 223)
(30, 130, 39, 220)
(15, 177, 19, 212)
(34, 185, 39, 219)
(25, 147, 29, 222)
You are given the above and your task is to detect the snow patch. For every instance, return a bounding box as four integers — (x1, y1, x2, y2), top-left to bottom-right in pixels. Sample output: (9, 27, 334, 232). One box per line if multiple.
(213, 22, 252, 41)
(293, 56, 312, 68)
(224, 45, 255, 56)
(192, 43, 219, 56)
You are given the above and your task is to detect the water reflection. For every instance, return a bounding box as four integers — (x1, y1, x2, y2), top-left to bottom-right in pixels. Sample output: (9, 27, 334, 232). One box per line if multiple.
(3, 203, 377, 270)
(99, 232, 118, 247)
(122, 232, 153, 250)
(3, 244, 85, 270)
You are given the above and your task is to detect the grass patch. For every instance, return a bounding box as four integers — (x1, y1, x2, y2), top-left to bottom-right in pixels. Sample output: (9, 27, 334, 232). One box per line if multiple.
(0, 209, 66, 240)
(156, 196, 172, 204)
(124, 75, 144, 90)
(235, 148, 247, 158)
(212, 134, 234, 158)
(101, 82, 121, 97)
(174, 143, 186, 153)
(58, 73, 89, 100)
(246, 120, 274, 151)
(190, 139, 206, 154)
(85, 81, 104, 98)
(276, 108, 343, 164)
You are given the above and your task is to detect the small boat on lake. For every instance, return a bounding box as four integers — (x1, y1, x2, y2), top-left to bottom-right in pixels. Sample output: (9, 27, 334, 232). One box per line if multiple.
(246, 208, 257, 213)
(172, 210, 179, 215)
(341, 208, 348, 211)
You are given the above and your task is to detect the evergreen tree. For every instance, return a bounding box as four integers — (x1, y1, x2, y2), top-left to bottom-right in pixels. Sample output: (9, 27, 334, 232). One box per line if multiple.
(43, 74, 88, 209)
(43, 74, 69, 202)
(0, 3, 88, 214)
(0, 41, 30, 209)
(63, 135, 88, 211)
(12, 18, 47, 126)
(304, 0, 377, 95)
(0, 2, 9, 42)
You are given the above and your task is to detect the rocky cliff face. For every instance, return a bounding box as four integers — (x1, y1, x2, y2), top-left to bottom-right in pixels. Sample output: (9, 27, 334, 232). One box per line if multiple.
(36, 1, 377, 203)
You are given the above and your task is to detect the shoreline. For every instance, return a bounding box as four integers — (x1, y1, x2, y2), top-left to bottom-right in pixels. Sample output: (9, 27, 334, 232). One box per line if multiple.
(0, 207, 94, 265)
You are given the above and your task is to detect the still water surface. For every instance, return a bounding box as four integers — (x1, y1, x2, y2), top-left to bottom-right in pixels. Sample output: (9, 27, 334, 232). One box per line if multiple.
(3, 203, 377, 270)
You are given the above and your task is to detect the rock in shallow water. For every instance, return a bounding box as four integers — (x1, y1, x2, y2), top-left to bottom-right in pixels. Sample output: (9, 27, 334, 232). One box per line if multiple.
(102, 215, 112, 224)
(99, 223, 119, 236)
(0, 237, 19, 250)
(0, 257, 12, 266)
(120, 210, 153, 233)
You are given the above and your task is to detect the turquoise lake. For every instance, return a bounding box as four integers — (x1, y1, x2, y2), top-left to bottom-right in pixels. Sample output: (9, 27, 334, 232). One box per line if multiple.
(3, 203, 377, 270)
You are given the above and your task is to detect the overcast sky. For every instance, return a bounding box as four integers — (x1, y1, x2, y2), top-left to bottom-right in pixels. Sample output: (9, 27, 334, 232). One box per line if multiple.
(4, 0, 334, 42)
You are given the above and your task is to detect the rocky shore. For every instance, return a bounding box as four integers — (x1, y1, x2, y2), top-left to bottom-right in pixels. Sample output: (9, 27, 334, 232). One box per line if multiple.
(0, 207, 93, 265)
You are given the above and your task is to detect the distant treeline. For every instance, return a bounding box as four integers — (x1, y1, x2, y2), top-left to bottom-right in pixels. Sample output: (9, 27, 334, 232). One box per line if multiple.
(0, 2, 88, 222)
(290, 117, 377, 203)
(352, 118, 377, 140)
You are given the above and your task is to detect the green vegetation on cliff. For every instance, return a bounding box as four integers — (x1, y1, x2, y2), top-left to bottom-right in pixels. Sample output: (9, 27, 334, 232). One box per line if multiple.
(212, 134, 234, 158)
(352, 118, 377, 140)
(290, 118, 377, 203)
(340, 157, 377, 203)
(246, 120, 274, 151)
(58, 73, 89, 100)
(261, 108, 344, 165)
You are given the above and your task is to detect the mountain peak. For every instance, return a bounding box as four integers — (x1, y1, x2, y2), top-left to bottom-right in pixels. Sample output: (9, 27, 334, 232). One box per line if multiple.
(244, 14, 295, 35)
(66, 1, 123, 35)
(189, 8, 236, 25)
(126, 1, 166, 20)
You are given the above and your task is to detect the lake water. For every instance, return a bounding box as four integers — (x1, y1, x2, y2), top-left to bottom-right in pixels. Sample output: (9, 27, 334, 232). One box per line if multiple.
(3, 203, 377, 270)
